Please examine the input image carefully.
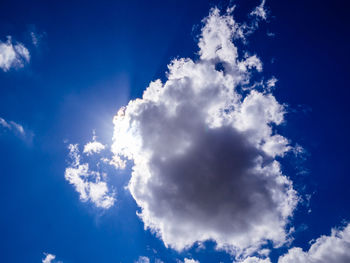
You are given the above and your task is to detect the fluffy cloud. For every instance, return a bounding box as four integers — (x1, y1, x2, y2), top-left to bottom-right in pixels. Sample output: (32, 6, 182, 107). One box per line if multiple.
(135, 256, 150, 263)
(278, 223, 350, 263)
(184, 258, 200, 263)
(0, 117, 25, 135)
(42, 253, 56, 263)
(238, 256, 271, 263)
(0, 36, 30, 71)
(83, 134, 106, 155)
(65, 143, 115, 209)
(111, 7, 298, 258)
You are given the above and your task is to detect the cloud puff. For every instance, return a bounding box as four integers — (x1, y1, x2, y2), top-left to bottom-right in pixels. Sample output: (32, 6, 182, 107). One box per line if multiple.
(238, 257, 271, 263)
(278, 223, 350, 263)
(111, 7, 298, 257)
(135, 256, 150, 263)
(183, 258, 200, 263)
(83, 133, 106, 155)
(0, 36, 30, 71)
(42, 253, 56, 263)
(65, 143, 115, 209)
(0, 117, 26, 136)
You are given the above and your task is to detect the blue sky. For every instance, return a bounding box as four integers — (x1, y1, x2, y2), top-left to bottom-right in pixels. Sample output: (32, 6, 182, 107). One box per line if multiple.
(1, 0, 350, 263)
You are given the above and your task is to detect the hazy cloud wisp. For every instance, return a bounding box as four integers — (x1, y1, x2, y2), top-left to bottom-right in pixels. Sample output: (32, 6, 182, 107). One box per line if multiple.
(0, 117, 26, 136)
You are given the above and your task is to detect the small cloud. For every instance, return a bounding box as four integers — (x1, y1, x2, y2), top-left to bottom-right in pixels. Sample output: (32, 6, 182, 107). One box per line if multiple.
(9, 120, 25, 135)
(135, 256, 150, 263)
(267, 31, 275, 37)
(30, 31, 39, 47)
(0, 36, 30, 71)
(64, 144, 116, 209)
(184, 258, 200, 263)
(83, 140, 105, 155)
(237, 257, 271, 263)
(83, 132, 106, 155)
(103, 155, 126, 169)
(27, 25, 46, 48)
(250, 0, 267, 20)
(30, 30, 46, 47)
(266, 76, 278, 90)
(42, 253, 56, 263)
(0, 117, 27, 137)
(0, 117, 11, 129)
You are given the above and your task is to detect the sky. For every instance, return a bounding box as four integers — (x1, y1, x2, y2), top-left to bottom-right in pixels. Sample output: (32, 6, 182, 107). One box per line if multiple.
(0, 0, 350, 263)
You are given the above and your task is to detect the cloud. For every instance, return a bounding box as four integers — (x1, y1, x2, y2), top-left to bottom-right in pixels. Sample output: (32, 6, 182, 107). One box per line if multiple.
(0, 117, 26, 136)
(250, 0, 267, 20)
(30, 31, 39, 46)
(184, 258, 200, 263)
(278, 223, 350, 263)
(83, 133, 106, 155)
(42, 253, 56, 263)
(238, 257, 271, 263)
(64, 144, 115, 209)
(111, 7, 298, 258)
(0, 36, 30, 71)
(266, 76, 277, 90)
(135, 256, 150, 263)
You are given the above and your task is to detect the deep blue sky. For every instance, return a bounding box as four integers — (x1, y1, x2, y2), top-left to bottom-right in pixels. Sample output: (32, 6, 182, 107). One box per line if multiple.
(0, 0, 349, 262)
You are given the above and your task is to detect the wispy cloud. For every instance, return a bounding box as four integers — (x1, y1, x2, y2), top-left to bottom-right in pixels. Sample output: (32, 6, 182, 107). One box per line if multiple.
(250, 0, 267, 20)
(0, 117, 26, 136)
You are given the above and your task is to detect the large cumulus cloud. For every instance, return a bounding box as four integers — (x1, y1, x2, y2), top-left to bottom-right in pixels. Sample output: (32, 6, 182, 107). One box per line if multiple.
(111, 7, 298, 256)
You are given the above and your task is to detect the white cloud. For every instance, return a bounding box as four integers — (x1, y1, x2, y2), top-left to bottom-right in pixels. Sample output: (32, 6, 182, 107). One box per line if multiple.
(30, 31, 41, 47)
(250, 0, 267, 20)
(65, 144, 115, 209)
(42, 253, 56, 263)
(83, 134, 106, 155)
(111, 7, 298, 258)
(135, 256, 150, 263)
(184, 258, 200, 263)
(0, 117, 26, 136)
(0, 36, 30, 71)
(266, 76, 278, 90)
(0, 117, 11, 129)
(278, 223, 350, 263)
(107, 155, 126, 169)
(238, 257, 271, 263)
